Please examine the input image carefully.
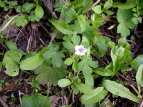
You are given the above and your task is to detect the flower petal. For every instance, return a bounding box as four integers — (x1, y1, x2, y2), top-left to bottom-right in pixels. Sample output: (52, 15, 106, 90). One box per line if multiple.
(75, 45, 80, 50)
(75, 45, 87, 56)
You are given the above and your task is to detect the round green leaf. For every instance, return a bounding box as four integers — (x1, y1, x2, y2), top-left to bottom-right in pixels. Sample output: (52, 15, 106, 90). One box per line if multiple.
(64, 58, 73, 65)
(92, 5, 102, 14)
(58, 78, 72, 87)
(22, 94, 39, 107)
(35, 5, 44, 19)
(23, 3, 36, 11)
(107, 42, 115, 48)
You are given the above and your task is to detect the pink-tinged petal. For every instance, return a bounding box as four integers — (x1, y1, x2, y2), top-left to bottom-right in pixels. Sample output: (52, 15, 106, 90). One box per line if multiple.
(75, 45, 87, 56)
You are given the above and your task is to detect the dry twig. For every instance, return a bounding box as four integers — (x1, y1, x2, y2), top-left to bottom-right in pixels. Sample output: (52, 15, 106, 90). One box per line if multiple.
(0, 14, 20, 33)
(0, 96, 9, 107)
(86, 0, 101, 13)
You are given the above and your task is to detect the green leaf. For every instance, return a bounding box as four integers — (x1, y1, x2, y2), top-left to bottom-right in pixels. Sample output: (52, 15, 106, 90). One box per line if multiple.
(53, 52, 64, 67)
(103, 0, 113, 10)
(64, 58, 73, 65)
(131, 54, 143, 70)
(74, 83, 93, 94)
(31, 80, 39, 89)
(117, 9, 135, 28)
(63, 35, 72, 42)
(136, 64, 143, 87)
(43, 51, 56, 59)
(71, 20, 82, 33)
(58, 78, 72, 87)
(77, 15, 87, 32)
(71, 34, 80, 45)
(60, 106, 70, 107)
(23, 3, 36, 11)
(117, 9, 135, 37)
(94, 68, 112, 76)
(35, 62, 67, 86)
(113, 1, 136, 9)
(81, 87, 108, 105)
(35, 5, 44, 19)
(49, 18, 75, 35)
(16, 16, 28, 26)
(84, 74, 94, 88)
(15, 6, 22, 13)
(102, 80, 139, 102)
(117, 9, 135, 29)
(111, 46, 125, 73)
(91, 13, 104, 29)
(5, 40, 17, 50)
(94, 35, 110, 57)
(117, 23, 130, 37)
(20, 47, 47, 70)
(8, 1, 17, 6)
(2, 50, 22, 76)
(108, 42, 115, 48)
(132, 17, 140, 24)
(118, 37, 129, 48)
(3, 58, 19, 76)
(82, 25, 94, 40)
(138, 17, 142, 23)
(11, 15, 28, 27)
(72, 59, 78, 72)
(120, 65, 132, 75)
(71, 85, 79, 94)
(71, 0, 93, 13)
(71, 15, 91, 34)
(78, 57, 98, 76)
(38, 94, 51, 107)
(22, 93, 39, 107)
(60, 7, 77, 24)
(28, 15, 40, 22)
(104, 10, 114, 15)
(95, 41, 108, 52)
(22, 93, 50, 106)
(63, 42, 75, 52)
(53, 0, 64, 12)
(20, 53, 44, 70)
(43, 51, 64, 67)
(0, 1, 6, 8)
(83, 0, 93, 12)
(92, 5, 102, 14)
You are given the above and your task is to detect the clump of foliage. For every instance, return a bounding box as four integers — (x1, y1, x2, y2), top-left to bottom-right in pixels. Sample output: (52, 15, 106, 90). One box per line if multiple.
(1, 0, 143, 106)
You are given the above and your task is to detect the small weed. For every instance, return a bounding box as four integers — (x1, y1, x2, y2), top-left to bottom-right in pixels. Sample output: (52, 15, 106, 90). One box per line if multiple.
(0, 0, 143, 106)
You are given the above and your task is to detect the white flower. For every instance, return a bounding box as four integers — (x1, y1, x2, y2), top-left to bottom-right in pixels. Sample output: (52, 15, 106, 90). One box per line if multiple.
(75, 45, 87, 56)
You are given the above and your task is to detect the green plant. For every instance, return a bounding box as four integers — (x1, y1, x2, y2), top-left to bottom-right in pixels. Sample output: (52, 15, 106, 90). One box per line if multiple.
(2, 41, 23, 76)
(1, 0, 143, 106)
(13, 1, 44, 26)
(22, 93, 50, 107)
(0, 1, 44, 28)
(0, 0, 17, 11)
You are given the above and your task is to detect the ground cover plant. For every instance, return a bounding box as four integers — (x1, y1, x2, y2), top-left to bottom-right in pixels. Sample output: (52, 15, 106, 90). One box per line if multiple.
(1, 0, 143, 107)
